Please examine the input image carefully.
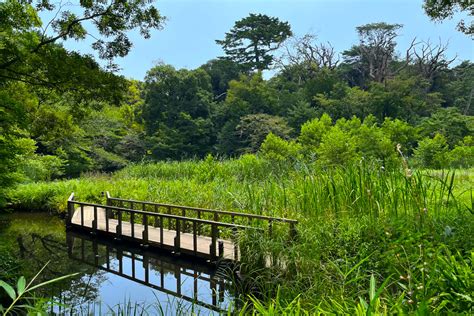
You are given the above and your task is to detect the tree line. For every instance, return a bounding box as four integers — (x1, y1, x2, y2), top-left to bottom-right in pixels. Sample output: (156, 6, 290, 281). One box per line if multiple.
(0, 1, 472, 205)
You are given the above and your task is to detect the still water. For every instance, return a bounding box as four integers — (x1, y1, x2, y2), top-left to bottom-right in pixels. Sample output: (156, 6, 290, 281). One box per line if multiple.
(0, 213, 234, 315)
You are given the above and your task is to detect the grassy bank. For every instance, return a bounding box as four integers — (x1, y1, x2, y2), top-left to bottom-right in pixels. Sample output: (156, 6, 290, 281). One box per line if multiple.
(5, 156, 474, 314)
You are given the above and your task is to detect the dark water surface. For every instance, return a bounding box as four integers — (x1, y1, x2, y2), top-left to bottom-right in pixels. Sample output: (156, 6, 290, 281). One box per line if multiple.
(0, 213, 234, 315)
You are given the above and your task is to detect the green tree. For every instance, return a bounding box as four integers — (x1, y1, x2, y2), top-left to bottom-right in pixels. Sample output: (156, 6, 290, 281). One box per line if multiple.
(448, 136, 474, 168)
(235, 114, 292, 154)
(298, 113, 333, 158)
(260, 133, 302, 163)
(342, 22, 402, 85)
(423, 0, 473, 36)
(141, 65, 215, 159)
(200, 59, 244, 100)
(418, 107, 474, 147)
(216, 14, 292, 71)
(413, 133, 449, 169)
(368, 76, 443, 122)
(317, 126, 358, 167)
(381, 118, 419, 155)
(0, 0, 164, 203)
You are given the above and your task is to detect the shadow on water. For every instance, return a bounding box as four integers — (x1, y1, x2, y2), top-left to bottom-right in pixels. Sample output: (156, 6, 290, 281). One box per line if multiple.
(0, 213, 236, 315)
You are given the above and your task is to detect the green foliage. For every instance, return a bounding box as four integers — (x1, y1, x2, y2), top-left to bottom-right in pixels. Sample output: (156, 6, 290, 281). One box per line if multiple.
(317, 125, 358, 167)
(423, 0, 474, 36)
(216, 14, 292, 71)
(0, 262, 78, 315)
(141, 65, 214, 159)
(419, 107, 474, 147)
(413, 133, 449, 169)
(260, 133, 302, 163)
(448, 136, 474, 169)
(19, 154, 65, 182)
(200, 59, 244, 99)
(236, 114, 293, 154)
(298, 113, 332, 157)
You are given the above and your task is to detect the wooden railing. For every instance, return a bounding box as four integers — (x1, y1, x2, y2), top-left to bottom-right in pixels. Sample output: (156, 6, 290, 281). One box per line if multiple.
(67, 193, 256, 260)
(105, 192, 298, 240)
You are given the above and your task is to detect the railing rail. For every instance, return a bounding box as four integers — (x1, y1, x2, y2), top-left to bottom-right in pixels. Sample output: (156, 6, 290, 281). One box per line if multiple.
(106, 193, 298, 240)
(107, 194, 298, 224)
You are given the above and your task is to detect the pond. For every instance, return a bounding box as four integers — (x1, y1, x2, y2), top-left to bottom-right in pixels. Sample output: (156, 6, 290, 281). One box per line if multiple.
(0, 213, 235, 315)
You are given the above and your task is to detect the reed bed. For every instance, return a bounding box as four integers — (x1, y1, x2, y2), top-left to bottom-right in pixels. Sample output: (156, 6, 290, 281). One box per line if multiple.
(5, 156, 474, 314)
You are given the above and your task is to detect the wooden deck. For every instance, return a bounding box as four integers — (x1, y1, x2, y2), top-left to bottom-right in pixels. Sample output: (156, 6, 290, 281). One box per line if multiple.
(70, 207, 236, 260)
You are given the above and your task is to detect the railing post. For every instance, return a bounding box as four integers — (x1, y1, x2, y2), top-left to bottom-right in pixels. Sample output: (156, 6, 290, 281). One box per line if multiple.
(130, 211, 135, 238)
(197, 210, 201, 235)
(80, 205, 84, 227)
(92, 206, 98, 232)
(174, 218, 181, 253)
(67, 193, 74, 227)
(142, 214, 148, 243)
(181, 209, 186, 232)
(218, 240, 224, 258)
(105, 191, 113, 219)
(116, 210, 122, 239)
(210, 223, 217, 260)
(159, 216, 164, 246)
(233, 227, 238, 260)
(193, 221, 197, 255)
(289, 222, 297, 241)
(167, 206, 172, 230)
(268, 220, 273, 237)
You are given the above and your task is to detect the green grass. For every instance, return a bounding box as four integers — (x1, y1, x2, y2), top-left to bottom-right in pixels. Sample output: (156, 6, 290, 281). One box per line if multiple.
(4, 156, 474, 314)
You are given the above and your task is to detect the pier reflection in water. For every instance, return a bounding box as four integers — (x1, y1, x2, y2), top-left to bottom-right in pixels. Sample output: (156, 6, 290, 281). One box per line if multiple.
(62, 231, 234, 314)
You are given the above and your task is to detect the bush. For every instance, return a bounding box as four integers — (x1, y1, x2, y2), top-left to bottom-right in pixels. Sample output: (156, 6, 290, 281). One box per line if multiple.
(19, 155, 65, 182)
(413, 134, 449, 169)
(260, 133, 302, 163)
(317, 126, 358, 167)
(448, 136, 474, 169)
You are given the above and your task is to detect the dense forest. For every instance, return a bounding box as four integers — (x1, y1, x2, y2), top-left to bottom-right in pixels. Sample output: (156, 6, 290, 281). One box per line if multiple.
(1, 1, 473, 206)
(1, 1, 473, 314)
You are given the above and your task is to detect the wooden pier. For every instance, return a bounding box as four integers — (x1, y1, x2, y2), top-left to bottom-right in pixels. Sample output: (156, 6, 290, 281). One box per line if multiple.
(67, 192, 298, 262)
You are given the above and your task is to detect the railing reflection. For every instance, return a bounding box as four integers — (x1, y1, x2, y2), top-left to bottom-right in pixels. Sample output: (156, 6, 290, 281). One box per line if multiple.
(66, 231, 232, 313)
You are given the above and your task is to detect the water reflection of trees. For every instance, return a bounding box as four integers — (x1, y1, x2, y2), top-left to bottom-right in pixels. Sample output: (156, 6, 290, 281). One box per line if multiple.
(0, 213, 106, 305)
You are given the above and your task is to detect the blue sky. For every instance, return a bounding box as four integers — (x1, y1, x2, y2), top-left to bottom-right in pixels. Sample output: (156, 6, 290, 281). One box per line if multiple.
(47, 0, 473, 80)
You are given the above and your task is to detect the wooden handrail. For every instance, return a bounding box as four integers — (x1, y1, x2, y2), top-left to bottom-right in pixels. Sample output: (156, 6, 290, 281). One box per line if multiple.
(69, 200, 258, 230)
(107, 194, 298, 224)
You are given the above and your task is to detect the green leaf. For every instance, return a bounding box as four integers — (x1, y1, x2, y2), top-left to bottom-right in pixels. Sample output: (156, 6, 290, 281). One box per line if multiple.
(17, 276, 26, 295)
(27, 273, 79, 292)
(0, 280, 17, 300)
(369, 274, 376, 301)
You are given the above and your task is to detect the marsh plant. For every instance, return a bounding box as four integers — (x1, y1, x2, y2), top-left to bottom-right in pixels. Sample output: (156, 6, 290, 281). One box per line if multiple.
(5, 157, 474, 314)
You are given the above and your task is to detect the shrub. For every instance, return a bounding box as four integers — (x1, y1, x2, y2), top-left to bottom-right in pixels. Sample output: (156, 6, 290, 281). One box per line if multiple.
(413, 134, 449, 169)
(260, 133, 302, 163)
(317, 126, 358, 167)
(298, 113, 332, 158)
(448, 136, 474, 169)
(19, 155, 65, 182)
